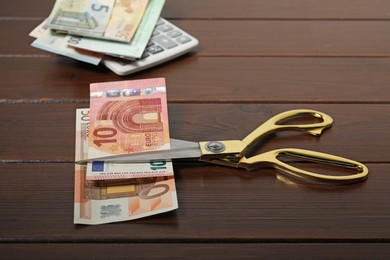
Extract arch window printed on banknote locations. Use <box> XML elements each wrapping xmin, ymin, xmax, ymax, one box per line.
<box><xmin>88</xmin><ymin>77</ymin><xmax>170</xmax><ymax>158</ymax></box>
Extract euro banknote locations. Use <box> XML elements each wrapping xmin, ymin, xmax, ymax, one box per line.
<box><xmin>75</xmin><ymin>108</ymin><xmax>178</xmax><ymax>225</ymax></box>
<box><xmin>66</xmin><ymin>0</ymin><xmax>165</xmax><ymax>59</ymax></box>
<box><xmin>104</xmin><ymin>0</ymin><xmax>149</xmax><ymax>42</ymax></box>
<box><xmin>88</xmin><ymin>77</ymin><xmax>170</xmax><ymax>160</ymax></box>
<box><xmin>30</xmin><ymin>19</ymin><xmax>103</xmax><ymax>65</ymax></box>
<box><xmin>47</xmin><ymin>0</ymin><xmax>149</xmax><ymax>43</ymax></box>
<box><xmin>46</xmin><ymin>0</ymin><xmax>115</xmax><ymax>37</ymax></box>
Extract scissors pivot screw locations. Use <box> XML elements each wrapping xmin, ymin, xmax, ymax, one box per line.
<box><xmin>204</xmin><ymin>141</ymin><xmax>226</xmax><ymax>153</ymax></box>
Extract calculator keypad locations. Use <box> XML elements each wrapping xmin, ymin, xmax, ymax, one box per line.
<box><xmin>142</xmin><ymin>19</ymin><xmax>192</xmax><ymax>58</ymax></box>
<box><xmin>103</xmin><ymin>18</ymin><xmax>199</xmax><ymax>76</ymax></box>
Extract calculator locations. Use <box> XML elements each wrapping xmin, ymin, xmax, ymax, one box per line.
<box><xmin>103</xmin><ymin>18</ymin><xmax>199</xmax><ymax>76</ymax></box>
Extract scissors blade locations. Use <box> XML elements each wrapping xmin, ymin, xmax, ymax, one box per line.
<box><xmin>76</xmin><ymin>139</ymin><xmax>201</xmax><ymax>163</ymax></box>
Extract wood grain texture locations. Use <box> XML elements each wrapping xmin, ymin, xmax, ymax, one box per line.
<box><xmin>0</xmin><ymin>163</ymin><xmax>388</xmax><ymax>240</ymax></box>
<box><xmin>0</xmin><ymin>104</ymin><xmax>388</xmax><ymax>162</ymax></box>
<box><xmin>1</xmin><ymin>243</ymin><xmax>390</xmax><ymax>259</ymax></box>
<box><xmin>3</xmin><ymin>20</ymin><xmax>390</xmax><ymax>56</ymax></box>
<box><xmin>1</xmin><ymin>0</ymin><xmax>389</xmax><ymax>257</ymax></box>
<box><xmin>1</xmin><ymin>57</ymin><xmax>390</xmax><ymax>102</ymax></box>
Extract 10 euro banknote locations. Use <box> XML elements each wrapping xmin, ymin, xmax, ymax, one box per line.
<box><xmin>86</xmin><ymin>77</ymin><xmax>172</xmax><ymax>180</ymax></box>
<box><xmin>88</xmin><ymin>77</ymin><xmax>170</xmax><ymax>159</ymax></box>
<box><xmin>75</xmin><ymin>108</ymin><xmax>178</xmax><ymax>225</ymax></box>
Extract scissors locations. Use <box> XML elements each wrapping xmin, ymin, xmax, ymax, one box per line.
<box><xmin>78</xmin><ymin>109</ymin><xmax>368</xmax><ymax>185</ymax></box>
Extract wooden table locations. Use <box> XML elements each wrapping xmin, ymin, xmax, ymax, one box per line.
<box><xmin>1</xmin><ymin>0</ymin><xmax>390</xmax><ymax>258</ymax></box>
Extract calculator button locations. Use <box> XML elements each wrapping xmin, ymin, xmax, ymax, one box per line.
<box><xmin>153</xmin><ymin>35</ymin><xmax>178</xmax><ymax>49</ymax></box>
<box><xmin>146</xmin><ymin>41</ymin><xmax>155</xmax><ymax>47</ymax></box>
<box><xmin>147</xmin><ymin>45</ymin><xmax>164</xmax><ymax>54</ymax></box>
<box><xmin>167</xmin><ymin>30</ymin><xmax>182</xmax><ymax>38</ymax></box>
<box><xmin>157</xmin><ymin>24</ymin><xmax>173</xmax><ymax>32</ymax></box>
<box><xmin>176</xmin><ymin>35</ymin><xmax>192</xmax><ymax>44</ymax></box>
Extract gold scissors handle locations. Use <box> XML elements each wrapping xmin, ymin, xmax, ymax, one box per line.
<box><xmin>240</xmin><ymin>109</ymin><xmax>333</xmax><ymax>156</ymax></box>
<box><xmin>199</xmin><ymin>109</ymin><xmax>368</xmax><ymax>184</ymax></box>
<box><xmin>200</xmin><ymin>109</ymin><xmax>333</xmax><ymax>161</ymax></box>
<box><xmin>239</xmin><ymin>148</ymin><xmax>368</xmax><ymax>184</ymax></box>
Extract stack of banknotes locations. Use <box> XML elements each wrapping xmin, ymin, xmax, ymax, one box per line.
<box><xmin>29</xmin><ymin>0</ymin><xmax>165</xmax><ymax>65</ymax></box>
<box><xmin>75</xmin><ymin>77</ymin><xmax>178</xmax><ymax>225</ymax></box>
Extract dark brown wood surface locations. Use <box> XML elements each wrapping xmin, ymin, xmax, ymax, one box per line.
<box><xmin>1</xmin><ymin>0</ymin><xmax>389</xmax><ymax>258</ymax></box>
